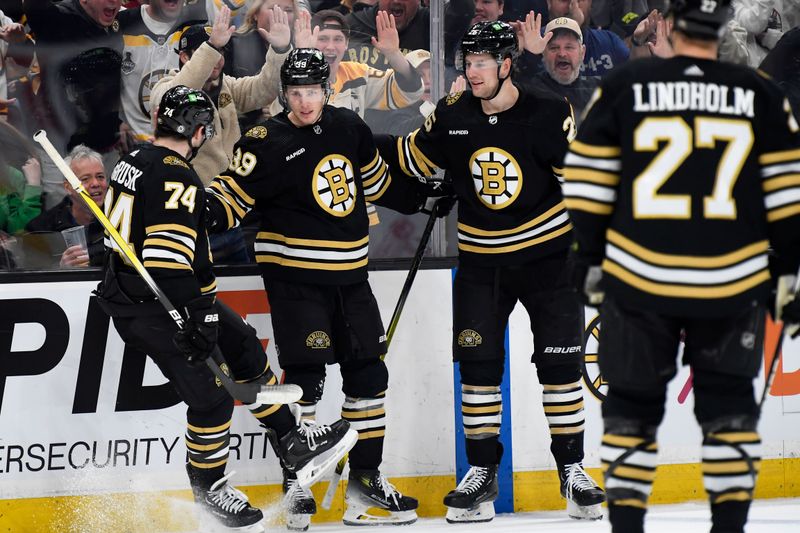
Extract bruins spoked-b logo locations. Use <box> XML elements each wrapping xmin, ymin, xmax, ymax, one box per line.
<box><xmin>306</xmin><ymin>331</ymin><xmax>331</xmax><ymax>349</ymax></box>
<box><xmin>457</xmin><ymin>329</ymin><xmax>483</xmax><ymax>347</ymax></box>
<box><xmin>469</xmin><ymin>147</ymin><xmax>523</xmax><ymax>210</ymax></box>
<box><xmin>313</xmin><ymin>155</ymin><xmax>356</xmax><ymax>217</ymax></box>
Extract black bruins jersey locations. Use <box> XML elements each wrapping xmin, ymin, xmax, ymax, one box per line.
<box><xmin>205</xmin><ymin>105</ymin><xmax>421</xmax><ymax>285</ymax></box>
<box><xmin>564</xmin><ymin>56</ymin><xmax>800</xmax><ymax>317</ymax></box>
<box><xmin>105</xmin><ymin>144</ymin><xmax>216</xmax><ymax>305</ymax></box>
<box><xmin>382</xmin><ymin>83</ymin><xmax>576</xmax><ymax>267</ymax></box>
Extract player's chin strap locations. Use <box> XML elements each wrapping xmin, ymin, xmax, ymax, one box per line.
<box><xmin>477</xmin><ymin>65</ymin><xmax>511</xmax><ymax>102</ymax></box>
<box><xmin>33</xmin><ymin>129</ymin><xmax>302</xmax><ymax>406</ymax></box>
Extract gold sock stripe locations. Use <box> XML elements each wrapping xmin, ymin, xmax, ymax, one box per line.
<box><xmin>712</xmin><ymin>490</ymin><xmax>752</xmax><ymax>504</ymax></box>
<box><xmin>249</xmin><ymin>403</ymin><xmax>282</xmax><ymax>419</ymax></box>
<box><xmin>611</xmin><ymin>498</ymin><xmax>647</xmax><ymax>509</ymax></box>
<box><xmin>707</xmin><ymin>431</ymin><xmax>760</xmax><ymax>444</ymax></box>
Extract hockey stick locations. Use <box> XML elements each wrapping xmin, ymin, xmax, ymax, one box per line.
<box><xmin>321</xmin><ymin>197</ymin><xmax>452</xmax><ymax>509</ymax></box>
<box><xmin>34</xmin><ymin>130</ymin><xmax>302</xmax><ymax>406</ymax></box>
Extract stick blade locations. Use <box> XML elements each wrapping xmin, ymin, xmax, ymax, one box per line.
<box><xmin>255</xmin><ymin>383</ymin><xmax>303</xmax><ymax>404</ymax></box>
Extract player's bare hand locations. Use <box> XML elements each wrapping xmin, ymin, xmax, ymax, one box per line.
<box><xmin>515</xmin><ymin>11</ymin><xmax>552</xmax><ymax>56</ymax></box>
<box><xmin>258</xmin><ymin>4</ymin><xmax>291</xmax><ymax>50</ymax></box>
<box><xmin>293</xmin><ymin>9</ymin><xmax>319</xmax><ymax>49</ymax></box>
<box><xmin>209</xmin><ymin>6</ymin><xmax>236</xmax><ymax>49</ymax></box>
<box><xmin>450</xmin><ymin>75</ymin><xmax>467</xmax><ymax>94</ymax></box>
<box><xmin>60</xmin><ymin>244</ymin><xmax>89</xmax><ymax>268</ymax></box>
<box><xmin>371</xmin><ymin>10</ymin><xmax>401</xmax><ymax>57</ymax></box>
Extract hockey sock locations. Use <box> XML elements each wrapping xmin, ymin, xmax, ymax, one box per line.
<box><xmin>461</xmin><ymin>384</ymin><xmax>503</xmax><ymax>466</ymax></box>
<box><xmin>601</xmin><ymin>430</ymin><xmax>657</xmax><ymax>533</ymax></box>
<box><xmin>703</xmin><ymin>429</ymin><xmax>760</xmax><ymax>532</ymax></box>
<box><xmin>541</xmin><ymin>380</ymin><xmax>585</xmax><ymax>467</ymax></box>
<box><xmin>185</xmin><ymin>420</ymin><xmax>231</xmax><ymax>491</ymax></box>
<box><xmin>342</xmin><ymin>392</ymin><xmax>386</xmax><ymax>470</ymax></box>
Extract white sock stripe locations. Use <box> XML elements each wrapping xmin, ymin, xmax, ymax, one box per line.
<box><xmin>542</xmin><ymin>390</ymin><xmax>584</xmax><ymax>403</ymax></box>
<box><xmin>186</xmin><ymin>430</ymin><xmax>229</xmax><ymax>441</ymax></box>
<box><xmin>343</xmin><ymin>397</ymin><xmax>385</xmax><ymax>410</ymax></box>
<box><xmin>702</xmin><ymin>443</ymin><xmax>762</xmax><ymax>461</ymax></box>
<box><xmin>703</xmin><ymin>474</ymin><xmax>756</xmax><ymax>492</ymax></box>
<box><xmin>348</xmin><ymin>418</ymin><xmax>386</xmax><ymax>431</ymax></box>
<box><xmin>545</xmin><ymin>411</ymin><xmax>586</xmax><ymax>425</ymax></box>
<box><xmin>462</xmin><ymin>392</ymin><xmax>502</xmax><ymax>404</ymax></box>
<box><xmin>605</xmin><ymin>477</ymin><xmax>653</xmax><ymax>495</ymax></box>
<box><xmin>600</xmin><ymin>448</ymin><xmax>658</xmax><ymax>469</ymax></box>
<box><xmin>463</xmin><ymin>414</ymin><xmax>503</xmax><ymax>425</ymax></box>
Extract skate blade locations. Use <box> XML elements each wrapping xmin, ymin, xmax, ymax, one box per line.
<box><xmin>342</xmin><ymin>508</ymin><xmax>418</xmax><ymax>526</ymax></box>
<box><xmin>295</xmin><ymin>428</ymin><xmax>358</xmax><ymax>488</ymax></box>
<box><xmin>566</xmin><ymin>500</ymin><xmax>603</xmax><ymax>521</ymax></box>
<box><xmin>445</xmin><ymin>501</ymin><xmax>495</xmax><ymax>523</ymax></box>
<box><xmin>286</xmin><ymin>513</ymin><xmax>311</xmax><ymax>531</ymax></box>
<box><xmin>255</xmin><ymin>384</ymin><xmax>303</xmax><ymax>404</ymax></box>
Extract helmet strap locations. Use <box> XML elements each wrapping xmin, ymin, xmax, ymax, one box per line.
<box><xmin>478</xmin><ymin>61</ymin><xmax>511</xmax><ymax>101</ymax></box>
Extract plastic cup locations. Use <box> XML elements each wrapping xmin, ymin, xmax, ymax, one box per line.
<box><xmin>61</xmin><ymin>226</ymin><xmax>88</xmax><ymax>251</ymax></box>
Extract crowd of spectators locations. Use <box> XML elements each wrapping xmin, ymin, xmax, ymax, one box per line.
<box><xmin>0</xmin><ymin>0</ymin><xmax>797</xmax><ymax>271</ymax></box>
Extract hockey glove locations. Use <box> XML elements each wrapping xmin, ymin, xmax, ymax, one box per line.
<box><xmin>568</xmin><ymin>246</ymin><xmax>605</xmax><ymax>307</ymax></box>
<box><xmin>173</xmin><ymin>296</ymin><xmax>220</xmax><ymax>364</ymax></box>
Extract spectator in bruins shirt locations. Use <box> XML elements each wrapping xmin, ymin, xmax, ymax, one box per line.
<box><xmin>378</xmin><ymin>20</ymin><xmax>606</xmax><ymax>523</ymax></box>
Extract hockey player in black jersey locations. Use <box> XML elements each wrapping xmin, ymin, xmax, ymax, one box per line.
<box><xmin>204</xmin><ymin>49</ymin><xmax>426</xmax><ymax>528</ymax></box>
<box><xmin>378</xmin><ymin>21</ymin><xmax>605</xmax><ymax>523</ymax></box>
<box><xmin>563</xmin><ymin>1</ymin><xmax>800</xmax><ymax>532</ymax></box>
<box><xmin>95</xmin><ymin>85</ymin><xmax>357</xmax><ymax>532</ymax></box>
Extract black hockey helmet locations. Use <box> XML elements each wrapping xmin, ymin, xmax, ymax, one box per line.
<box><xmin>458</xmin><ymin>21</ymin><xmax>519</xmax><ymax>71</ymax></box>
<box><xmin>668</xmin><ymin>0</ymin><xmax>732</xmax><ymax>40</ymax></box>
<box><xmin>281</xmin><ymin>48</ymin><xmax>331</xmax><ymax>88</ymax></box>
<box><xmin>279</xmin><ymin>48</ymin><xmax>332</xmax><ymax>110</ymax></box>
<box><xmin>156</xmin><ymin>85</ymin><xmax>215</xmax><ymax>142</ymax></box>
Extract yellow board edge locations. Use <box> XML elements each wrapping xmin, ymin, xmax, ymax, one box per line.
<box><xmin>2</xmin><ymin>459</ymin><xmax>797</xmax><ymax>532</ymax></box>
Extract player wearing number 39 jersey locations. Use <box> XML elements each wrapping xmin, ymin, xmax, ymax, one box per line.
<box><xmin>378</xmin><ymin>21</ymin><xmax>605</xmax><ymax>523</ymax></box>
<box><xmin>563</xmin><ymin>1</ymin><xmax>800</xmax><ymax>532</ymax></box>
<box><xmin>205</xmin><ymin>49</ymin><xmax>425</xmax><ymax>528</ymax></box>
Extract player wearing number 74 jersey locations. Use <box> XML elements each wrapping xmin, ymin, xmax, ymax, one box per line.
<box><xmin>563</xmin><ymin>1</ymin><xmax>800</xmax><ymax>532</ymax></box>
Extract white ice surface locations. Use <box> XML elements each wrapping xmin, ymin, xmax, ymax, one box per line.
<box><xmin>257</xmin><ymin>498</ymin><xmax>800</xmax><ymax>533</ymax></box>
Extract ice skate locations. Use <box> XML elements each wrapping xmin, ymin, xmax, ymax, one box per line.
<box><xmin>560</xmin><ymin>462</ymin><xmax>606</xmax><ymax>520</ymax></box>
<box><xmin>195</xmin><ymin>471</ymin><xmax>265</xmax><ymax>532</ymax></box>
<box><xmin>278</xmin><ymin>418</ymin><xmax>358</xmax><ymax>488</ymax></box>
<box><xmin>443</xmin><ymin>465</ymin><xmax>498</xmax><ymax>524</ymax></box>
<box><xmin>283</xmin><ymin>472</ymin><xmax>317</xmax><ymax>531</ymax></box>
<box><xmin>343</xmin><ymin>469</ymin><xmax>418</xmax><ymax>526</ymax></box>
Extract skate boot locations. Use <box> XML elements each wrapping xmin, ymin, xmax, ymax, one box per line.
<box><xmin>278</xmin><ymin>419</ymin><xmax>358</xmax><ymax>488</ymax></box>
<box><xmin>443</xmin><ymin>465</ymin><xmax>498</xmax><ymax>524</ymax></box>
<box><xmin>283</xmin><ymin>471</ymin><xmax>317</xmax><ymax>531</ymax></box>
<box><xmin>560</xmin><ymin>462</ymin><xmax>606</xmax><ymax>520</ymax></box>
<box><xmin>195</xmin><ymin>471</ymin><xmax>265</xmax><ymax>532</ymax></box>
<box><xmin>343</xmin><ymin>468</ymin><xmax>418</xmax><ymax>526</ymax></box>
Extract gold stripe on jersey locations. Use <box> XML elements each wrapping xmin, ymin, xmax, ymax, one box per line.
<box><xmin>761</xmin><ymin>147</ymin><xmax>800</xmax><ymax>222</ymax></box>
<box><xmin>563</xmin><ymin>168</ymin><xmax>621</xmax><ymax>186</ymax></box>
<box><xmin>254</xmin><ymin>231</ymin><xmax>369</xmax><ymax>271</ymax></box>
<box><xmin>603</xmin><ymin>230</ymin><xmax>770</xmax><ymax>298</ymax></box>
<box><xmin>201</xmin><ymin>279</ymin><xmax>217</xmax><ymax>294</ymax></box>
<box><xmin>398</xmin><ymin>131</ymin><xmax>438</xmax><ymax>179</ymax></box>
<box><xmin>457</xmin><ymin>202</ymin><xmax>572</xmax><ymax>254</ymax></box>
<box><xmin>208</xmin><ymin>174</ymin><xmax>255</xmax><ymax>225</ymax></box>
<box><xmin>565</xmin><ymin>198</ymin><xmax>615</xmax><ymax>215</ymax></box>
<box><xmin>143</xmin><ymin>237</ymin><xmax>194</xmax><ymax>261</ymax></box>
<box><xmin>569</xmin><ymin>140</ymin><xmax>622</xmax><ymax>158</ymax></box>
<box><xmin>759</xmin><ymin>147</ymin><xmax>800</xmax><ymax>165</ymax></box>
<box><xmin>146</xmin><ymin>223</ymin><xmax>197</xmax><ymax>239</ymax></box>
<box><xmin>143</xmin><ymin>260</ymin><xmax>192</xmax><ymax>270</ymax></box>
<box><xmin>361</xmin><ymin>151</ymin><xmax>392</xmax><ymax>202</ymax></box>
